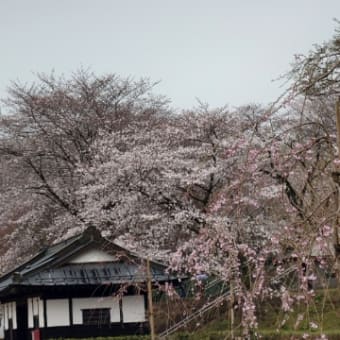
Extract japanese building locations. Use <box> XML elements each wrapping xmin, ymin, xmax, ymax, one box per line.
<box><xmin>0</xmin><ymin>226</ymin><xmax>178</xmax><ymax>340</ymax></box>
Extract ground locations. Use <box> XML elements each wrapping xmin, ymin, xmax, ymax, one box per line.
<box><xmin>48</xmin><ymin>288</ymin><xmax>340</xmax><ymax>339</ymax></box>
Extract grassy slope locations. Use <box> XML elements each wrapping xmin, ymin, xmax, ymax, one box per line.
<box><xmin>49</xmin><ymin>289</ymin><xmax>340</xmax><ymax>339</ymax></box>
<box><xmin>181</xmin><ymin>288</ymin><xmax>340</xmax><ymax>339</ymax></box>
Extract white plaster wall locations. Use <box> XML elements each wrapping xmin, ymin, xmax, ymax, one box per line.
<box><xmin>27</xmin><ymin>298</ymin><xmax>44</xmax><ymax>328</ymax></box>
<box><xmin>122</xmin><ymin>295</ymin><xmax>145</xmax><ymax>323</ymax></box>
<box><xmin>46</xmin><ymin>299</ymin><xmax>70</xmax><ymax>327</ymax></box>
<box><xmin>69</xmin><ymin>248</ymin><xmax>115</xmax><ymax>263</ymax></box>
<box><xmin>3</xmin><ymin>302</ymin><xmax>16</xmax><ymax>330</ymax></box>
<box><xmin>27</xmin><ymin>298</ymin><xmax>33</xmax><ymax>328</ymax></box>
<box><xmin>0</xmin><ymin>304</ymin><xmax>4</xmax><ymax>339</ymax></box>
<box><xmin>72</xmin><ymin>297</ymin><xmax>120</xmax><ymax>324</ymax></box>
<box><xmin>11</xmin><ymin>302</ymin><xmax>16</xmax><ymax>329</ymax></box>
<box><xmin>4</xmin><ymin>303</ymin><xmax>10</xmax><ymax>330</ymax></box>
<box><xmin>3</xmin><ymin>304</ymin><xmax>7</xmax><ymax>331</ymax></box>
<box><xmin>38</xmin><ymin>299</ymin><xmax>44</xmax><ymax>327</ymax></box>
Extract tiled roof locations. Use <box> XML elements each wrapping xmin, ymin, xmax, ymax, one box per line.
<box><xmin>7</xmin><ymin>262</ymin><xmax>170</xmax><ymax>287</ymax></box>
<box><xmin>0</xmin><ymin>227</ymin><xmax>175</xmax><ymax>294</ymax></box>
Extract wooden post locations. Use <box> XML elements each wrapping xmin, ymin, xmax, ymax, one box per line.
<box><xmin>335</xmin><ymin>98</ymin><xmax>340</xmax><ymax>224</ymax></box>
<box><xmin>147</xmin><ymin>258</ymin><xmax>156</xmax><ymax>340</ymax></box>
<box><xmin>230</xmin><ymin>282</ymin><xmax>234</xmax><ymax>339</ymax></box>
<box><xmin>334</xmin><ymin>98</ymin><xmax>340</xmax><ymax>279</ymax></box>
<box><xmin>336</xmin><ymin>99</ymin><xmax>340</xmax><ymax>153</ymax></box>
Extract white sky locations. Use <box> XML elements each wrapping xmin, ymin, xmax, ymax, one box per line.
<box><xmin>0</xmin><ymin>0</ymin><xmax>339</xmax><ymax>110</ymax></box>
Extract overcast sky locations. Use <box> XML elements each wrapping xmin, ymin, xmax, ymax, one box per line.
<box><xmin>1</xmin><ymin>0</ymin><xmax>339</xmax><ymax>110</ymax></box>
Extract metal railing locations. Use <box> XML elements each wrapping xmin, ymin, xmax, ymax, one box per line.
<box><xmin>158</xmin><ymin>265</ymin><xmax>298</xmax><ymax>339</ymax></box>
<box><xmin>158</xmin><ymin>289</ymin><xmax>234</xmax><ymax>339</ymax></box>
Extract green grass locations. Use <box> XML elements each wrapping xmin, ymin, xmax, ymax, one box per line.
<box><xmin>49</xmin><ymin>289</ymin><xmax>340</xmax><ymax>339</ymax></box>
<box><xmin>167</xmin><ymin>288</ymin><xmax>340</xmax><ymax>339</ymax></box>
<box><xmin>258</xmin><ymin>288</ymin><xmax>340</xmax><ymax>334</ymax></box>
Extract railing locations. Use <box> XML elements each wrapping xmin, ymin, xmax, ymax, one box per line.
<box><xmin>158</xmin><ymin>265</ymin><xmax>298</xmax><ymax>339</ymax></box>
<box><xmin>158</xmin><ymin>289</ymin><xmax>234</xmax><ymax>339</ymax></box>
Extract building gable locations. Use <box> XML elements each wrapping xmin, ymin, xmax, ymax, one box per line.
<box><xmin>68</xmin><ymin>248</ymin><xmax>117</xmax><ymax>264</ymax></box>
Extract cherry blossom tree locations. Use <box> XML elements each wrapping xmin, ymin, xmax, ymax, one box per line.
<box><xmin>169</xmin><ymin>24</ymin><xmax>340</xmax><ymax>336</ymax></box>
<box><xmin>75</xmin><ymin>98</ymin><xmax>307</xmax><ymax>336</ymax></box>
<box><xmin>0</xmin><ymin>70</ymin><xmax>169</xmax><ymax>262</ymax></box>
<box><xmin>75</xmin><ymin>105</ymin><xmax>262</xmax><ymax>248</ymax></box>
<box><xmin>0</xmin><ymin>22</ymin><xmax>339</xmax><ymax>337</ymax></box>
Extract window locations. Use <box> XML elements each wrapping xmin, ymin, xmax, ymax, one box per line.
<box><xmin>82</xmin><ymin>308</ymin><xmax>110</xmax><ymax>326</ymax></box>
